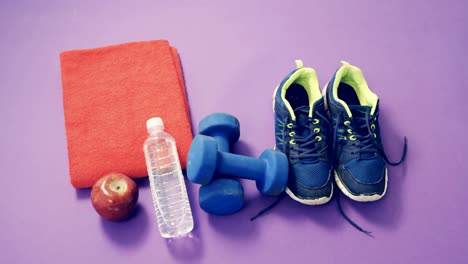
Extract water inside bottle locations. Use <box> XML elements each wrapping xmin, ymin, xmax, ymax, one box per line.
<box><xmin>146</xmin><ymin>136</ymin><xmax>193</xmax><ymax>238</ymax></box>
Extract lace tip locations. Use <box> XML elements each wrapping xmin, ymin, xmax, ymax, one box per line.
<box><xmin>250</xmin><ymin>208</ymin><xmax>269</xmax><ymax>221</ymax></box>
<box><xmin>399</xmin><ymin>136</ymin><xmax>408</xmax><ymax>164</ymax></box>
<box><xmin>250</xmin><ymin>212</ymin><xmax>264</xmax><ymax>221</ymax></box>
<box><xmin>385</xmin><ymin>136</ymin><xmax>408</xmax><ymax>166</ymax></box>
<box><xmin>359</xmin><ymin>228</ymin><xmax>374</xmax><ymax>237</ymax></box>
<box><xmin>350</xmin><ymin>222</ymin><xmax>374</xmax><ymax>237</ymax></box>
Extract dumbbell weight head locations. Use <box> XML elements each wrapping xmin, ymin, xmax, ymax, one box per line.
<box><xmin>199</xmin><ymin>113</ymin><xmax>240</xmax><ymax>151</ymax></box>
<box><xmin>199</xmin><ymin>178</ymin><xmax>244</xmax><ymax>215</ymax></box>
<box><xmin>257</xmin><ymin>149</ymin><xmax>289</xmax><ymax>195</ymax></box>
<box><xmin>187</xmin><ymin>135</ymin><xmax>218</xmax><ymax>184</ymax></box>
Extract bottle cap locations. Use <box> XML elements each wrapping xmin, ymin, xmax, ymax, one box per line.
<box><xmin>146</xmin><ymin>117</ymin><xmax>164</xmax><ymax>131</ymax></box>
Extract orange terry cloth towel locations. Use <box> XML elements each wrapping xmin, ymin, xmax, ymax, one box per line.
<box><xmin>60</xmin><ymin>40</ymin><xmax>193</xmax><ymax>189</ymax></box>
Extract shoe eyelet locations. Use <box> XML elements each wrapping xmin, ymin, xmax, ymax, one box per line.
<box><xmin>349</xmin><ymin>135</ymin><xmax>357</xmax><ymax>140</ymax></box>
<box><xmin>287</xmin><ymin>123</ymin><xmax>293</xmax><ymax>129</ymax></box>
<box><xmin>374</xmin><ymin>133</ymin><xmax>377</xmax><ymax>138</ymax></box>
<box><xmin>289</xmin><ymin>131</ymin><xmax>296</xmax><ymax>137</ymax></box>
<box><xmin>344</xmin><ymin>121</ymin><xmax>351</xmax><ymax>126</ymax></box>
<box><xmin>347</xmin><ymin>129</ymin><xmax>352</xmax><ymax>135</ymax></box>
<box><xmin>313</xmin><ymin>119</ymin><xmax>319</xmax><ymax>125</ymax></box>
<box><xmin>371</xmin><ymin>124</ymin><xmax>376</xmax><ymax>130</ymax></box>
<box><xmin>316</xmin><ymin>136</ymin><xmax>322</xmax><ymax>141</ymax></box>
<box><xmin>314</xmin><ymin>128</ymin><xmax>320</xmax><ymax>133</ymax></box>
<box><xmin>289</xmin><ymin>139</ymin><xmax>296</xmax><ymax>145</ymax></box>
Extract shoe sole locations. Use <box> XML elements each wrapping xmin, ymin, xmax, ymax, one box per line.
<box><xmin>285</xmin><ymin>184</ymin><xmax>333</xmax><ymax>205</ymax></box>
<box><xmin>334</xmin><ymin>169</ymin><xmax>387</xmax><ymax>202</ymax></box>
<box><xmin>272</xmin><ymin>85</ymin><xmax>333</xmax><ymax>205</ymax></box>
<box><xmin>322</xmin><ymin>82</ymin><xmax>387</xmax><ymax>202</ymax></box>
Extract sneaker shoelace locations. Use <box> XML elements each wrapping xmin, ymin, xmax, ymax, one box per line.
<box><xmin>335</xmin><ymin>185</ymin><xmax>373</xmax><ymax>236</ymax></box>
<box><xmin>331</xmin><ymin>109</ymin><xmax>408</xmax><ymax>235</ymax></box>
<box><xmin>288</xmin><ymin>110</ymin><xmax>330</xmax><ymax>162</ymax></box>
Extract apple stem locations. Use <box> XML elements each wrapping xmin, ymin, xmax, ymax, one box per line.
<box><xmin>109</xmin><ymin>180</ymin><xmax>126</xmax><ymax>193</ymax></box>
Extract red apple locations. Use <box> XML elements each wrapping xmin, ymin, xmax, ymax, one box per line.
<box><xmin>91</xmin><ymin>172</ymin><xmax>139</xmax><ymax>221</ymax></box>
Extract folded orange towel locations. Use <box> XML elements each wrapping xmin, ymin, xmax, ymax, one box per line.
<box><xmin>60</xmin><ymin>40</ymin><xmax>193</xmax><ymax>189</ymax></box>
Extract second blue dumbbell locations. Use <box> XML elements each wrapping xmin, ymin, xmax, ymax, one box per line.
<box><xmin>188</xmin><ymin>135</ymin><xmax>288</xmax><ymax>196</ymax></box>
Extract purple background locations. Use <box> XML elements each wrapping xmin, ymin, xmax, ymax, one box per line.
<box><xmin>1</xmin><ymin>0</ymin><xmax>467</xmax><ymax>263</ymax></box>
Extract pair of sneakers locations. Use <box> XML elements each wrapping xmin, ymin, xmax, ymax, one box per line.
<box><xmin>273</xmin><ymin>60</ymin><xmax>407</xmax><ymax>206</ymax></box>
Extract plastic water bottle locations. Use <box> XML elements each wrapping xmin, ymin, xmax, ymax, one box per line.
<box><xmin>143</xmin><ymin>117</ymin><xmax>194</xmax><ymax>238</ymax></box>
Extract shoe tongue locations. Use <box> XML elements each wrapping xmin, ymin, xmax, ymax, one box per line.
<box><xmin>349</xmin><ymin>105</ymin><xmax>371</xmax><ymax>118</ymax></box>
<box><xmin>294</xmin><ymin>106</ymin><xmax>311</xmax><ymax>137</ymax></box>
<box><xmin>348</xmin><ymin>105</ymin><xmax>371</xmax><ymax>132</ymax></box>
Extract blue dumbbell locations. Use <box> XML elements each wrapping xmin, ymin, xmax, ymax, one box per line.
<box><xmin>196</xmin><ymin>113</ymin><xmax>244</xmax><ymax>215</ymax></box>
<box><xmin>188</xmin><ymin>135</ymin><xmax>288</xmax><ymax>196</ymax></box>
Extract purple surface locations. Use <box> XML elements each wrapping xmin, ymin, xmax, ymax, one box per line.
<box><xmin>1</xmin><ymin>0</ymin><xmax>467</xmax><ymax>263</ymax></box>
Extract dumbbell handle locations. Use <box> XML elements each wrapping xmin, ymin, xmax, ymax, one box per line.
<box><xmin>211</xmin><ymin>133</ymin><xmax>229</xmax><ymax>152</ymax></box>
<box><xmin>216</xmin><ymin>151</ymin><xmax>265</xmax><ymax>180</ymax></box>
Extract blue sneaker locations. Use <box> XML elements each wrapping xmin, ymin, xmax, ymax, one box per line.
<box><xmin>324</xmin><ymin>61</ymin><xmax>407</xmax><ymax>202</ymax></box>
<box><xmin>273</xmin><ymin>60</ymin><xmax>333</xmax><ymax>205</ymax></box>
